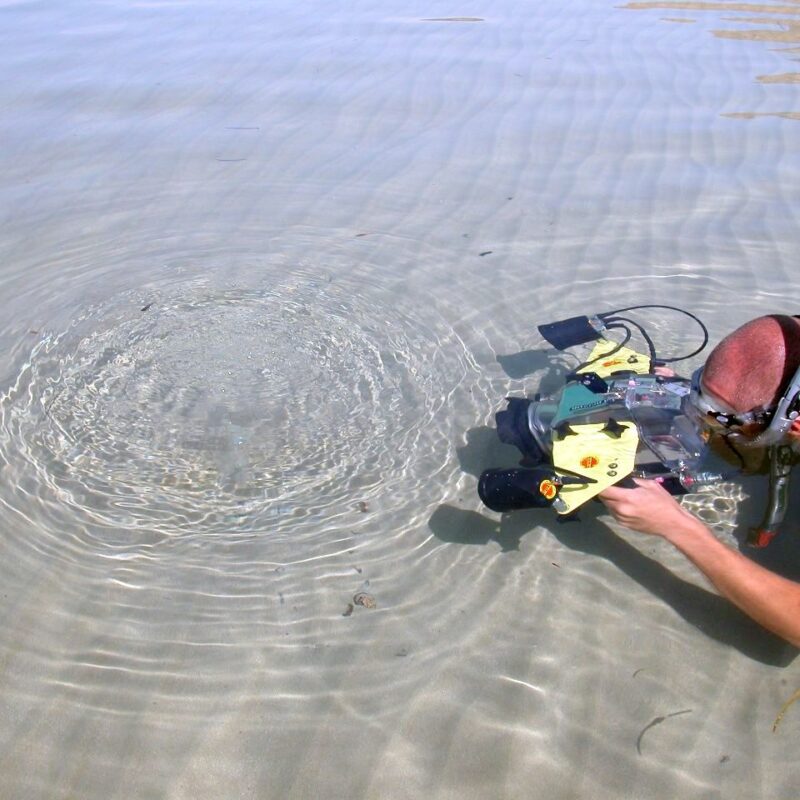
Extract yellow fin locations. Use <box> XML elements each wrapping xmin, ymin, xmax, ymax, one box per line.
<box><xmin>552</xmin><ymin>421</ymin><xmax>639</xmax><ymax>513</ymax></box>
<box><xmin>578</xmin><ymin>339</ymin><xmax>651</xmax><ymax>377</ymax></box>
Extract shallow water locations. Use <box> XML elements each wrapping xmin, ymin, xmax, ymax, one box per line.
<box><xmin>1</xmin><ymin>0</ymin><xmax>800</xmax><ymax>797</ymax></box>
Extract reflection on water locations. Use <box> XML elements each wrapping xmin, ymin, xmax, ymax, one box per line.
<box><xmin>1</xmin><ymin>0</ymin><xmax>800</xmax><ymax>796</ymax></box>
<box><xmin>626</xmin><ymin>0</ymin><xmax>800</xmax><ymax>118</ymax></box>
<box><xmin>758</xmin><ymin>71</ymin><xmax>800</xmax><ymax>82</ymax></box>
<box><xmin>724</xmin><ymin>109</ymin><xmax>800</xmax><ymax>117</ymax></box>
<box><xmin>1</xmin><ymin>278</ymin><xmax>467</xmax><ymax>539</ymax></box>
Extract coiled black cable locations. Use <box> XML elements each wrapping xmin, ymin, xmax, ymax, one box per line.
<box><xmin>574</xmin><ymin>324</ymin><xmax>632</xmax><ymax>371</ymax></box>
<box><xmin>597</xmin><ymin>304</ymin><xmax>709</xmax><ymax>363</ymax></box>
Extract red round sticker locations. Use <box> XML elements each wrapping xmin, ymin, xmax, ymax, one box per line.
<box><xmin>580</xmin><ymin>456</ymin><xmax>599</xmax><ymax>469</ymax></box>
<box><xmin>539</xmin><ymin>480</ymin><xmax>557</xmax><ymax>500</ymax></box>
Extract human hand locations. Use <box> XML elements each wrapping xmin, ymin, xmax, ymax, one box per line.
<box><xmin>598</xmin><ymin>478</ymin><xmax>695</xmax><ymax>537</ymax></box>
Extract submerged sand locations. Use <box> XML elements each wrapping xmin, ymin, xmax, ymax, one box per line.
<box><xmin>0</xmin><ymin>0</ymin><xmax>798</xmax><ymax>797</ymax></box>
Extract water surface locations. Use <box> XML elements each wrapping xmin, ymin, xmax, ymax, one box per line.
<box><xmin>1</xmin><ymin>1</ymin><xmax>799</xmax><ymax>797</ymax></box>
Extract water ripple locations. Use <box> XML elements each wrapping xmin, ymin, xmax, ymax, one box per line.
<box><xmin>0</xmin><ymin>270</ymin><xmax>478</xmax><ymax>568</ymax></box>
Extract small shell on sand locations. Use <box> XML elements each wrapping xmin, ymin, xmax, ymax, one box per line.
<box><xmin>353</xmin><ymin>592</ymin><xmax>376</xmax><ymax>609</ymax></box>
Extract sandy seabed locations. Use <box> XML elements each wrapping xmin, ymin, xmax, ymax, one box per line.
<box><xmin>0</xmin><ymin>0</ymin><xmax>799</xmax><ymax>797</ymax></box>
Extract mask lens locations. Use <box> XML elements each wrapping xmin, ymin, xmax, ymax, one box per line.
<box><xmin>686</xmin><ymin>369</ymin><xmax>754</xmax><ymax>437</ymax></box>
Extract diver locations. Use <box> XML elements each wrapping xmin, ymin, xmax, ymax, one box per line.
<box><xmin>599</xmin><ymin>315</ymin><xmax>800</xmax><ymax>647</ymax></box>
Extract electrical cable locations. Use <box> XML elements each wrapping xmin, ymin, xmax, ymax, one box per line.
<box><xmin>575</xmin><ymin>325</ymin><xmax>631</xmax><ymax>371</ymax></box>
<box><xmin>602</xmin><ymin>315</ymin><xmax>657</xmax><ymax>361</ymax></box>
<box><xmin>598</xmin><ymin>304</ymin><xmax>708</xmax><ymax>363</ymax></box>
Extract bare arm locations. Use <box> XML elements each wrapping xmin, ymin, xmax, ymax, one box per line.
<box><xmin>600</xmin><ymin>480</ymin><xmax>800</xmax><ymax>647</ymax></box>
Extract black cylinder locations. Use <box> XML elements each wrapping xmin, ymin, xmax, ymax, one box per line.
<box><xmin>496</xmin><ymin>398</ymin><xmax>547</xmax><ymax>462</ymax></box>
<box><xmin>478</xmin><ymin>468</ymin><xmax>557</xmax><ymax>512</ymax></box>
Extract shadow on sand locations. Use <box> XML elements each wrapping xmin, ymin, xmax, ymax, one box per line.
<box><xmin>429</xmin><ymin>424</ymin><xmax>799</xmax><ymax>667</ymax></box>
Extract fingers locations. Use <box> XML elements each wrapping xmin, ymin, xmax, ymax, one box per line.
<box><xmin>598</xmin><ymin>485</ymin><xmax>626</xmax><ymax>501</ymax></box>
<box><xmin>597</xmin><ymin>476</ymin><xmax>682</xmax><ymax>536</ymax></box>
<box><xmin>598</xmin><ymin>477</ymin><xmax>650</xmax><ymax>501</ymax></box>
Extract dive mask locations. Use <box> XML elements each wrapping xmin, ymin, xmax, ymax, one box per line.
<box><xmin>687</xmin><ymin>367</ymin><xmax>771</xmax><ymax>436</ymax></box>
<box><xmin>688</xmin><ymin>364</ymin><xmax>800</xmax><ymax>446</ymax></box>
